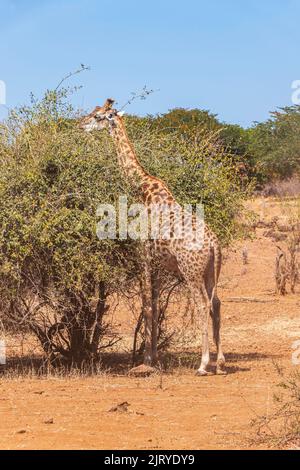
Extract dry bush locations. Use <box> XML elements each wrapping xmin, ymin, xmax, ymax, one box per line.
<box><xmin>272</xmin><ymin>198</ymin><xmax>300</xmax><ymax>295</ymax></box>
<box><xmin>275</xmin><ymin>247</ymin><xmax>288</xmax><ymax>295</ymax></box>
<box><xmin>2</xmin><ymin>284</ymin><xmax>123</xmax><ymax>366</ymax></box>
<box><xmin>252</xmin><ymin>368</ymin><xmax>300</xmax><ymax>449</ymax></box>
<box><xmin>262</xmin><ymin>176</ymin><xmax>300</xmax><ymax>198</ymax></box>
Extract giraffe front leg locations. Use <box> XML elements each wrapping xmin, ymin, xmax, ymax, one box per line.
<box><xmin>151</xmin><ymin>272</ymin><xmax>160</xmax><ymax>365</ymax></box>
<box><xmin>136</xmin><ymin>256</ymin><xmax>153</xmax><ymax>366</ymax></box>
<box><xmin>143</xmin><ymin>298</ymin><xmax>153</xmax><ymax>366</ymax></box>
<box><xmin>195</xmin><ymin>286</ymin><xmax>213</xmax><ymax>377</ymax></box>
<box><xmin>211</xmin><ymin>295</ymin><xmax>227</xmax><ymax>375</ymax></box>
<box><xmin>129</xmin><ymin>253</ymin><xmax>157</xmax><ymax>378</ymax></box>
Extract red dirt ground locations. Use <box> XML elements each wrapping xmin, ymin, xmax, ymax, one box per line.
<box><xmin>0</xmin><ymin>198</ymin><xmax>299</xmax><ymax>450</ymax></box>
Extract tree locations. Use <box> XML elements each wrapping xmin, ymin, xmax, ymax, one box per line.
<box><xmin>249</xmin><ymin>106</ymin><xmax>300</xmax><ymax>182</ymax></box>
<box><xmin>153</xmin><ymin>108</ymin><xmax>220</xmax><ymax>134</ymax></box>
<box><xmin>151</xmin><ymin>109</ymin><xmax>255</xmax><ymax>180</ymax></box>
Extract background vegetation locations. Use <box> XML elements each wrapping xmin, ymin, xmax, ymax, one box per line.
<box><xmin>149</xmin><ymin>104</ymin><xmax>300</xmax><ymax>186</ymax></box>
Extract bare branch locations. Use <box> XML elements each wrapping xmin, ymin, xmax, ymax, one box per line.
<box><xmin>54</xmin><ymin>64</ymin><xmax>91</xmax><ymax>92</ymax></box>
<box><xmin>118</xmin><ymin>86</ymin><xmax>158</xmax><ymax>112</ymax></box>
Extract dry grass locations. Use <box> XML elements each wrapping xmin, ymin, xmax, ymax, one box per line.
<box><xmin>251</xmin><ymin>367</ymin><xmax>300</xmax><ymax>449</ymax></box>
<box><xmin>262</xmin><ymin>176</ymin><xmax>300</xmax><ymax>198</ymax></box>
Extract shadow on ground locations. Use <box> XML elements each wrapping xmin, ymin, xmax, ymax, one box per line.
<box><xmin>1</xmin><ymin>349</ymin><xmax>284</xmax><ymax>378</ymax></box>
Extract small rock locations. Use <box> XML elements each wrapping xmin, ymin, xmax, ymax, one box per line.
<box><xmin>108</xmin><ymin>401</ymin><xmax>130</xmax><ymax>413</ymax></box>
<box><xmin>44</xmin><ymin>418</ymin><xmax>54</xmax><ymax>424</ymax></box>
<box><xmin>128</xmin><ymin>365</ymin><xmax>157</xmax><ymax>378</ymax></box>
<box><xmin>17</xmin><ymin>429</ymin><xmax>27</xmax><ymax>434</ymax></box>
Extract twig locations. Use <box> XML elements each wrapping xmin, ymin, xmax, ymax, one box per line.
<box><xmin>118</xmin><ymin>86</ymin><xmax>158</xmax><ymax>112</ymax></box>
<box><xmin>224</xmin><ymin>297</ymin><xmax>279</xmax><ymax>304</ymax></box>
<box><xmin>54</xmin><ymin>64</ymin><xmax>90</xmax><ymax>92</ymax></box>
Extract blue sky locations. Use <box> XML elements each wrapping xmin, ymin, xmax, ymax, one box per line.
<box><xmin>0</xmin><ymin>0</ymin><xmax>299</xmax><ymax>127</ymax></box>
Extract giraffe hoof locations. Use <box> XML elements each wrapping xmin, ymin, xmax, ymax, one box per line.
<box><xmin>128</xmin><ymin>365</ymin><xmax>157</xmax><ymax>378</ymax></box>
<box><xmin>216</xmin><ymin>367</ymin><xmax>227</xmax><ymax>376</ymax></box>
<box><xmin>196</xmin><ymin>369</ymin><xmax>213</xmax><ymax>377</ymax></box>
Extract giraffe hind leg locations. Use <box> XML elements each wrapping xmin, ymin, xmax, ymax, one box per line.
<box><xmin>210</xmin><ymin>295</ymin><xmax>226</xmax><ymax>375</ymax></box>
<box><xmin>192</xmin><ymin>284</ymin><xmax>213</xmax><ymax>376</ymax></box>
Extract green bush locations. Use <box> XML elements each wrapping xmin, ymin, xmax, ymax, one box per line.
<box><xmin>0</xmin><ymin>88</ymin><xmax>252</xmax><ymax>363</ymax></box>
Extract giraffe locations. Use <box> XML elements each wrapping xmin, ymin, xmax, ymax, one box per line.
<box><xmin>79</xmin><ymin>99</ymin><xmax>226</xmax><ymax>376</ymax></box>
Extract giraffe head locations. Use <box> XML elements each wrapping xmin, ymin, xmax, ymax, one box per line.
<box><xmin>79</xmin><ymin>98</ymin><xmax>123</xmax><ymax>133</ymax></box>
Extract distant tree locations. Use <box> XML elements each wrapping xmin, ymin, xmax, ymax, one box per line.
<box><xmin>220</xmin><ymin>124</ymin><xmax>256</xmax><ymax>179</ymax></box>
<box><xmin>248</xmin><ymin>106</ymin><xmax>300</xmax><ymax>182</ymax></box>
<box><xmin>153</xmin><ymin>108</ymin><xmax>220</xmax><ymax>134</ymax></box>
<box><xmin>151</xmin><ymin>109</ymin><xmax>255</xmax><ymax>179</ymax></box>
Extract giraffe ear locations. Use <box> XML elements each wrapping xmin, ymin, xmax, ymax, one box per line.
<box><xmin>117</xmin><ymin>111</ymin><xmax>125</xmax><ymax>117</ymax></box>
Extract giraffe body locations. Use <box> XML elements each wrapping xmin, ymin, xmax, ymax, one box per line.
<box><xmin>79</xmin><ymin>100</ymin><xmax>226</xmax><ymax>376</ymax></box>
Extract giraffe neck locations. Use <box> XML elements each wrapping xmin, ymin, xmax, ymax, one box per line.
<box><xmin>111</xmin><ymin>117</ymin><xmax>147</xmax><ymax>180</ymax></box>
<box><xmin>110</xmin><ymin>116</ymin><xmax>176</xmax><ymax>206</ymax></box>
